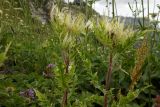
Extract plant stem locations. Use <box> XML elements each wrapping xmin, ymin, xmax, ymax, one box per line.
<box><xmin>141</xmin><ymin>0</ymin><xmax>145</xmax><ymax>28</ymax></box>
<box><xmin>148</xmin><ymin>64</ymin><xmax>151</xmax><ymax>107</ymax></box>
<box><xmin>104</xmin><ymin>1</ymin><xmax>115</xmax><ymax>106</ymax></box>
<box><xmin>62</xmin><ymin>89</ymin><xmax>68</xmax><ymax>107</ymax></box>
<box><xmin>62</xmin><ymin>51</ymin><xmax>70</xmax><ymax>107</ymax></box>
<box><xmin>85</xmin><ymin>0</ymin><xmax>88</xmax><ymax>19</ymax></box>
<box><xmin>112</xmin><ymin>0</ymin><xmax>115</xmax><ymax>18</ymax></box>
<box><xmin>147</xmin><ymin>0</ymin><xmax>149</xmax><ymax>20</ymax></box>
<box><xmin>114</xmin><ymin>1</ymin><xmax>118</xmax><ymax>21</ymax></box>
<box><xmin>148</xmin><ymin>25</ymin><xmax>156</xmax><ymax>107</ymax></box>
<box><xmin>106</xmin><ymin>0</ymin><xmax>110</xmax><ymax>17</ymax></box>
<box><xmin>104</xmin><ymin>52</ymin><xmax>113</xmax><ymax>107</ymax></box>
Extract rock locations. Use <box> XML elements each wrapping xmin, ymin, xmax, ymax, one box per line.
<box><xmin>28</xmin><ymin>0</ymin><xmax>55</xmax><ymax>24</ymax></box>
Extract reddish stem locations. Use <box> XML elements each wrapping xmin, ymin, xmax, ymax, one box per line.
<box><xmin>104</xmin><ymin>52</ymin><xmax>113</xmax><ymax>107</ymax></box>
<box><xmin>62</xmin><ymin>89</ymin><xmax>68</xmax><ymax>107</ymax></box>
<box><xmin>61</xmin><ymin>51</ymin><xmax>70</xmax><ymax>107</ymax></box>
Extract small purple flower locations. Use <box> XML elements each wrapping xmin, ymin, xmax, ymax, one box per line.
<box><xmin>27</xmin><ymin>89</ymin><xmax>35</xmax><ymax>99</ymax></box>
<box><xmin>19</xmin><ymin>88</ymin><xmax>36</xmax><ymax>100</ymax></box>
<box><xmin>43</xmin><ymin>64</ymin><xmax>55</xmax><ymax>78</ymax></box>
<box><xmin>47</xmin><ymin>64</ymin><xmax>56</xmax><ymax>69</ymax></box>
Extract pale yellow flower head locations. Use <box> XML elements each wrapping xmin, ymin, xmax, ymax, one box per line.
<box><xmin>53</xmin><ymin>9</ymin><xmax>86</xmax><ymax>36</ymax></box>
<box><xmin>62</xmin><ymin>13</ymin><xmax>85</xmax><ymax>35</ymax></box>
<box><xmin>93</xmin><ymin>17</ymin><xmax>134</xmax><ymax>47</ymax></box>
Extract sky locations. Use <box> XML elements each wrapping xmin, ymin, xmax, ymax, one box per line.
<box><xmin>92</xmin><ymin>0</ymin><xmax>160</xmax><ymax>17</ymax></box>
<box><xmin>65</xmin><ymin>0</ymin><xmax>160</xmax><ymax>17</ymax></box>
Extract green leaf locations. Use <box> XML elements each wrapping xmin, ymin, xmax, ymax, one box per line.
<box><xmin>34</xmin><ymin>89</ymin><xmax>48</xmax><ymax>102</ymax></box>
<box><xmin>0</xmin><ymin>53</ymin><xmax>7</xmax><ymax>67</ymax></box>
<box><xmin>0</xmin><ymin>42</ymin><xmax>12</xmax><ymax>67</ymax></box>
<box><xmin>0</xmin><ymin>74</ymin><xmax>7</xmax><ymax>80</ymax></box>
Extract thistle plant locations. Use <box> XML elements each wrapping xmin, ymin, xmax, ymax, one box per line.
<box><xmin>51</xmin><ymin>10</ymin><xmax>86</xmax><ymax>107</ymax></box>
<box><xmin>1</xmin><ymin>0</ymin><xmax>159</xmax><ymax>106</ymax></box>
<box><xmin>93</xmin><ymin>17</ymin><xmax>134</xmax><ymax>107</ymax></box>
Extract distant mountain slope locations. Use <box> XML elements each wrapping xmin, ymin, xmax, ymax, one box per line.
<box><xmin>28</xmin><ymin>0</ymin><xmax>150</xmax><ymax>27</ymax></box>
<box><xmin>118</xmin><ymin>16</ymin><xmax>149</xmax><ymax>27</ymax></box>
<box><xmin>29</xmin><ymin>0</ymin><xmax>99</xmax><ymax>24</ymax></box>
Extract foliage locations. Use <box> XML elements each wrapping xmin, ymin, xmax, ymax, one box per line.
<box><xmin>0</xmin><ymin>42</ymin><xmax>11</xmax><ymax>67</ymax></box>
<box><xmin>0</xmin><ymin>0</ymin><xmax>160</xmax><ymax>107</ymax></box>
